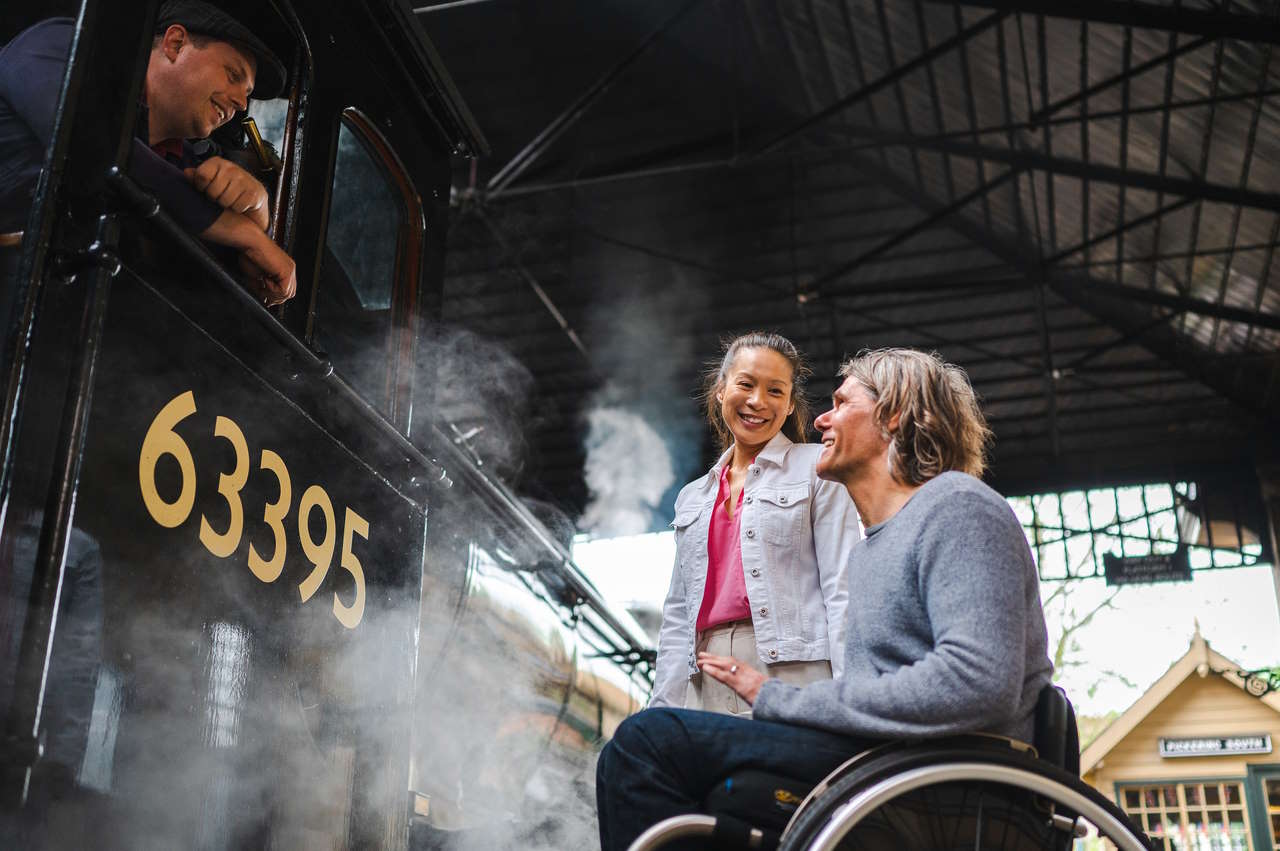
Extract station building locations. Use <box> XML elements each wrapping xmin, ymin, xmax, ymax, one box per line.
<box><xmin>1082</xmin><ymin>630</ymin><xmax>1280</xmax><ymax>851</ymax></box>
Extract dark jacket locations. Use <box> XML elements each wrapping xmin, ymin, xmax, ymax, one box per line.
<box><xmin>0</xmin><ymin>17</ymin><xmax>222</xmax><ymax>234</ymax></box>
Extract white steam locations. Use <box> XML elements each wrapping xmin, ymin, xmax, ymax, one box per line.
<box><xmin>579</xmin><ymin>403</ymin><xmax>676</xmax><ymax>538</ymax></box>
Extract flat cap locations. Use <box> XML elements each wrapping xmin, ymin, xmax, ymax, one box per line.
<box><xmin>156</xmin><ymin>0</ymin><xmax>287</xmax><ymax>100</ymax></box>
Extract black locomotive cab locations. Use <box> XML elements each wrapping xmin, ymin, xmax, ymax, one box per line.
<box><xmin>0</xmin><ymin>2</ymin><xmax>652</xmax><ymax>849</ymax></box>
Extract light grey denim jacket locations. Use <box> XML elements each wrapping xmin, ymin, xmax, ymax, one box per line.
<box><xmin>649</xmin><ymin>432</ymin><xmax>859</xmax><ymax>708</ymax></box>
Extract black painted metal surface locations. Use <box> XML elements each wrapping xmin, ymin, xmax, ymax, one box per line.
<box><xmin>0</xmin><ymin>2</ymin><xmax>649</xmax><ymax>849</ymax></box>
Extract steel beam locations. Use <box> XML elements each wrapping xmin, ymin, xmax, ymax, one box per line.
<box><xmin>832</xmin><ymin>128</ymin><xmax>1280</xmax><ymax>211</ymax></box>
<box><xmin>485</xmin><ymin>0</ymin><xmax>705</xmax><ymax>198</ymax></box>
<box><xmin>748</xmin><ymin>10</ymin><xmax>1008</xmax><ymax>158</ymax></box>
<box><xmin>1010</xmin><ymin>11</ymin><xmax>1063</xmax><ymax>456</ymax></box>
<box><xmin>925</xmin><ymin>0</ymin><xmax>1280</xmax><ymax>44</ymax></box>
<box><xmin>807</xmin><ymin>170</ymin><xmax>1020</xmax><ymax>292</ymax></box>
<box><xmin>483</xmin><ymin>88</ymin><xmax>1280</xmax><ymax>201</ymax></box>
<box><xmin>474</xmin><ymin>207</ymin><xmax>595</xmax><ymax>366</ymax></box>
<box><xmin>1208</xmin><ymin>44</ymin><xmax>1273</xmax><ymax>350</ymax></box>
<box><xmin>1047</xmin><ymin>197</ymin><xmax>1196</xmax><ymax>265</ymax></box>
<box><xmin>830</xmin><ymin>143</ymin><xmax>1279</xmax><ymax>422</ymax></box>
<box><xmin>1052</xmin><ymin>277</ymin><xmax>1280</xmax><ymax>332</ymax></box>
<box><xmin>1059</xmin><ymin>310</ymin><xmax>1185</xmax><ymax>371</ymax></box>
<box><xmin>1057</xmin><ymin>241</ymin><xmax>1277</xmax><ymax>273</ymax></box>
<box><xmin>822</xmin><ymin>269</ymin><xmax>1024</xmax><ymax>299</ymax></box>
<box><xmin>1030</xmin><ymin>35</ymin><xmax>1210</xmax><ymax>123</ymax></box>
<box><xmin>412</xmin><ymin>0</ymin><xmax>499</xmax><ymax>12</ymax></box>
<box><xmin>1178</xmin><ymin>37</ymin><xmax>1230</xmax><ymax>339</ymax></box>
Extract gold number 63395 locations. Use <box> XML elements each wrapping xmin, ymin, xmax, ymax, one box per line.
<box><xmin>138</xmin><ymin>390</ymin><xmax>368</xmax><ymax>629</ymax></box>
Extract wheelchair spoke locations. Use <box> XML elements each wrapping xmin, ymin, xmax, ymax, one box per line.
<box><xmin>973</xmin><ymin>786</ymin><xmax>984</xmax><ymax>851</ymax></box>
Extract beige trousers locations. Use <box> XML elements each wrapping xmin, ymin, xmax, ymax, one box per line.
<box><xmin>685</xmin><ymin>619</ymin><xmax>832</xmax><ymax>717</ymax></box>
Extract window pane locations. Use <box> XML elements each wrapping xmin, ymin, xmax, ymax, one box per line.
<box><xmin>316</xmin><ymin>119</ymin><xmax>406</xmax><ymax>416</ymax></box>
<box><xmin>1121</xmin><ymin>781</ymin><xmax>1270</xmax><ymax>851</ymax></box>
<box><xmin>1227</xmin><ymin>810</ymin><xmax>1248</xmax><ymax>850</ymax></box>
<box><xmin>326</xmin><ymin>123</ymin><xmax>400</xmax><ymax>311</ymax></box>
<box><xmin>246</xmin><ymin>98</ymin><xmax>290</xmax><ymax>152</ymax></box>
<box><xmin>1266</xmin><ymin>778</ymin><xmax>1280</xmax><ymax>801</ymax></box>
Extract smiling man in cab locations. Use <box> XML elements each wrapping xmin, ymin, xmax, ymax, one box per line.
<box><xmin>0</xmin><ymin>0</ymin><xmax>296</xmax><ymax>309</ymax></box>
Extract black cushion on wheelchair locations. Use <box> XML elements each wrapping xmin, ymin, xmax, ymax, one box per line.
<box><xmin>703</xmin><ymin>770</ymin><xmax>814</xmax><ymax>835</ymax></box>
<box><xmin>1033</xmin><ymin>684</ymin><xmax>1081</xmax><ymax>776</ymax></box>
<box><xmin>709</xmin><ymin>813</ymin><xmax>782</xmax><ymax>851</ymax></box>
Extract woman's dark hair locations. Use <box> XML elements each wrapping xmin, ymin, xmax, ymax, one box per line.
<box><xmin>702</xmin><ymin>331</ymin><xmax>812</xmax><ymax>452</ymax></box>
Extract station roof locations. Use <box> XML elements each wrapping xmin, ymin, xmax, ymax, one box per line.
<box><xmin>417</xmin><ymin>0</ymin><xmax>1280</xmax><ymax>524</ymax></box>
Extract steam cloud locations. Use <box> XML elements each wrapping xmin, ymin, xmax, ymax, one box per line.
<box><xmin>578</xmin><ymin>277</ymin><xmax>705</xmax><ymax>540</ymax></box>
<box><xmin>580</xmin><ymin>402</ymin><xmax>675</xmax><ymax>538</ymax></box>
<box><xmin>418</xmin><ymin>326</ymin><xmax>535</xmax><ymax>481</ymax></box>
<box><xmin>1</xmin><ymin>313</ymin><xmax>641</xmax><ymax>851</ymax></box>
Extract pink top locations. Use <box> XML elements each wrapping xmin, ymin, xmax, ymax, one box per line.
<box><xmin>696</xmin><ymin>462</ymin><xmax>752</xmax><ymax>631</ymax></box>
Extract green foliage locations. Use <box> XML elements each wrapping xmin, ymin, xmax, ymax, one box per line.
<box><xmin>1075</xmin><ymin>711</ymin><xmax>1120</xmax><ymax>749</ymax></box>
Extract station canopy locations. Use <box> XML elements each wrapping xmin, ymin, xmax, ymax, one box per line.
<box><xmin>417</xmin><ymin>0</ymin><xmax>1280</xmax><ymax>535</ymax></box>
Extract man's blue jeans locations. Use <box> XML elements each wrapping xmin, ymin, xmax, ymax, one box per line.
<box><xmin>596</xmin><ymin>708</ymin><xmax>878</xmax><ymax>851</ymax></box>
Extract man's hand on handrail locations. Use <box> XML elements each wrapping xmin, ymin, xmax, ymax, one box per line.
<box><xmin>201</xmin><ymin>209</ymin><xmax>296</xmax><ymax>306</ymax></box>
<box><xmin>185</xmin><ymin>156</ymin><xmax>270</xmax><ymax>232</ymax></box>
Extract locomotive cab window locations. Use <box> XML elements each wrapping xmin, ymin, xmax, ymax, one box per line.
<box><xmin>199</xmin><ymin>3</ymin><xmax>303</xmax><ymax>239</ymax></box>
<box><xmin>103</xmin><ymin>2</ymin><xmax>306</xmax><ymax>314</ymax></box>
<box><xmin>314</xmin><ymin>110</ymin><xmax>424</xmax><ymax>423</ymax></box>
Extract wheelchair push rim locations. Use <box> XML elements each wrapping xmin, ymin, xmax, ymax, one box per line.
<box><xmin>627</xmin><ymin>815</ymin><xmax>719</xmax><ymax>851</ymax></box>
<box><xmin>803</xmin><ymin>760</ymin><xmax>1149</xmax><ymax>851</ymax></box>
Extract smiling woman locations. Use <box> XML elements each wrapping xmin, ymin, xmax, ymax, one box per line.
<box><xmin>649</xmin><ymin>332</ymin><xmax>860</xmax><ymax>716</ymax></box>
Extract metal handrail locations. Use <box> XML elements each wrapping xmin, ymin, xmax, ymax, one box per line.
<box><xmin>424</xmin><ymin>423</ymin><xmax>656</xmax><ymax>663</ymax></box>
<box><xmin>105</xmin><ymin>167</ymin><xmax>655</xmax><ymax>666</ymax></box>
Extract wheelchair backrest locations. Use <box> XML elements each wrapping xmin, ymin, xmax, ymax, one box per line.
<box><xmin>1033</xmin><ymin>684</ymin><xmax>1081</xmax><ymax>775</ymax></box>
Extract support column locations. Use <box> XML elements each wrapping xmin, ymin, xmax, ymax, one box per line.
<box><xmin>1259</xmin><ymin>462</ymin><xmax>1280</xmax><ymax>621</ymax></box>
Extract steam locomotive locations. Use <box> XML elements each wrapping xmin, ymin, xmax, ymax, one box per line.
<box><xmin>0</xmin><ymin>1</ymin><xmax>652</xmax><ymax>848</ymax></box>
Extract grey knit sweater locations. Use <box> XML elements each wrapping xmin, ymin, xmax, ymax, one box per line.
<box><xmin>752</xmin><ymin>471</ymin><xmax>1053</xmax><ymax>744</ymax></box>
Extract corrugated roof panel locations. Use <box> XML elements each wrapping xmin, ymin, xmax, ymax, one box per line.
<box><xmin>420</xmin><ymin>0</ymin><xmax>1280</xmax><ymax>514</ymax></box>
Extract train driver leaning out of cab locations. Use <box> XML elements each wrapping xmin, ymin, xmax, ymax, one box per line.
<box><xmin>0</xmin><ymin>0</ymin><xmax>296</xmax><ymax>306</ymax></box>
<box><xmin>596</xmin><ymin>348</ymin><xmax>1054</xmax><ymax>851</ymax></box>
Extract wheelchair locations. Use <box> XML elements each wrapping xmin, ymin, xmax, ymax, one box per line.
<box><xmin>627</xmin><ymin>686</ymin><xmax>1154</xmax><ymax>851</ymax></box>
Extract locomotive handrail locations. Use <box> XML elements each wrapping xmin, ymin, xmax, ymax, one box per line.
<box><xmin>104</xmin><ymin>166</ymin><xmax>454</xmax><ymax>491</ymax></box>
<box><xmin>424</xmin><ymin>423</ymin><xmax>657</xmax><ymax>669</ymax></box>
<box><xmin>105</xmin><ymin>167</ymin><xmax>656</xmax><ymax>674</ymax></box>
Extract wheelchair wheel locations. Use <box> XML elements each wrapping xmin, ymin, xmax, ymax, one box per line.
<box><xmin>779</xmin><ymin>742</ymin><xmax>1152</xmax><ymax>851</ymax></box>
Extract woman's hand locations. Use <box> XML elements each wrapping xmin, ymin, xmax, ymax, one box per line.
<box><xmin>697</xmin><ymin>652</ymin><xmax>766</xmax><ymax>705</ymax></box>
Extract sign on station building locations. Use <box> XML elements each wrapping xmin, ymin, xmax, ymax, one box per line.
<box><xmin>1081</xmin><ymin>630</ymin><xmax>1280</xmax><ymax>851</ymax></box>
<box><xmin>1159</xmin><ymin>735</ymin><xmax>1273</xmax><ymax>759</ymax></box>
<box><xmin>1103</xmin><ymin>548</ymin><xmax>1193</xmax><ymax>587</ymax></box>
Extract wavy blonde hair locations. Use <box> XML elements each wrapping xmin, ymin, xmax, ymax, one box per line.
<box><xmin>838</xmin><ymin>348</ymin><xmax>992</xmax><ymax>485</ymax></box>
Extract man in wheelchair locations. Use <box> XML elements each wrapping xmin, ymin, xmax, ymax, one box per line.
<box><xmin>596</xmin><ymin>348</ymin><xmax>1060</xmax><ymax>851</ymax></box>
